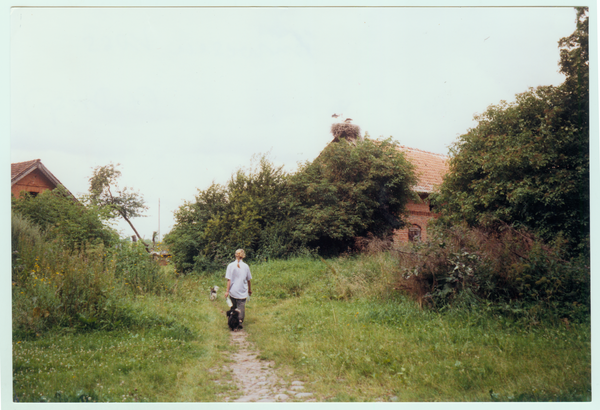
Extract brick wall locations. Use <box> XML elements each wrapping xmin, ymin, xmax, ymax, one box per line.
<box><xmin>394</xmin><ymin>197</ymin><xmax>438</xmax><ymax>243</ymax></box>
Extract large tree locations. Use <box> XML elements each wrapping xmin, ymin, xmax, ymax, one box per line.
<box><xmin>166</xmin><ymin>139</ymin><xmax>418</xmax><ymax>272</ymax></box>
<box><xmin>164</xmin><ymin>155</ymin><xmax>291</xmax><ymax>271</ymax></box>
<box><xmin>87</xmin><ymin>163</ymin><xmax>150</xmax><ymax>251</ymax></box>
<box><xmin>432</xmin><ymin>8</ymin><xmax>589</xmax><ymax>255</ymax></box>
<box><xmin>286</xmin><ymin>136</ymin><xmax>417</xmax><ymax>253</ymax></box>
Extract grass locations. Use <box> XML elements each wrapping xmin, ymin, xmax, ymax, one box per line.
<box><xmin>12</xmin><ymin>254</ymin><xmax>592</xmax><ymax>402</ymax></box>
<box><xmin>12</xmin><ymin>268</ymin><xmax>237</xmax><ymax>402</ymax></box>
<box><xmin>247</xmin><ymin>254</ymin><xmax>591</xmax><ymax>402</ymax></box>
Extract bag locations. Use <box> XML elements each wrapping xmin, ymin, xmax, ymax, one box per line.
<box><xmin>226</xmin><ymin>296</ymin><xmax>233</xmax><ymax>308</ymax></box>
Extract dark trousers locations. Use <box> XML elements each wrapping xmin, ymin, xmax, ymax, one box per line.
<box><xmin>230</xmin><ymin>297</ymin><xmax>247</xmax><ymax>322</ymax></box>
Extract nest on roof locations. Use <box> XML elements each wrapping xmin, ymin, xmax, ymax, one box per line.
<box><xmin>331</xmin><ymin>122</ymin><xmax>361</xmax><ymax>143</ymax></box>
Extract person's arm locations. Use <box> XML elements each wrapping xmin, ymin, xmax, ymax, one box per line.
<box><xmin>225</xmin><ymin>279</ymin><xmax>231</xmax><ymax>298</ymax></box>
<box><xmin>247</xmin><ymin>280</ymin><xmax>252</xmax><ymax>296</ymax></box>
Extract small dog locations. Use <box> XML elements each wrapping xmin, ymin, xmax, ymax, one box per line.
<box><xmin>209</xmin><ymin>286</ymin><xmax>219</xmax><ymax>301</ymax></box>
<box><xmin>226</xmin><ymin>307</ymin><xmax>242</xmax><ymax>331</ymax></box>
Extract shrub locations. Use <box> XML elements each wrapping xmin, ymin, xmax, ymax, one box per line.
<box><xmin>12</xmin><ymin>213</ymin><xmax>175</xmax><ymax>338</ymax></box>
<box><xmin>286</xmin><ymin>136</ymin><xmax>417</xmax><ymax>253</ymax></box>
<box><xmin>12</xmin><ymin>221</ymin><xmax>118</xmax><ymax>337</ymax></box>
<box><xmin>110</xmin><ymin>240</ymin><xmax>170</xmax><ymax>295</ymax></box>
<box><xmin>396</xmin><ymin>222</ymin><xmax>590</xmax><ymax>322</ymax></box>
<box><xmin>12</xmin><ymin>186</ymin><xmax>118</xmax><ymax>249</ymax></box>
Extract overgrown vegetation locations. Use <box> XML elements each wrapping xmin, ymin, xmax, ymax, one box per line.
<box><xmin>13</xmin><ymin>254</ymin><xmax>591</xmax><ymax>402</ymax></box>
<box><xmin>12</xmin><ymin>269</ymin><xmax>235</xmax><ymax>403</ymax></box>
<box><xmin>11</xmin><ymin>186</ymin><xmax>118</xmax><ymax>249</ymax></box>
<box><xmin>11</xmin><ymin>212</ymin><xmax>174</xmax><ymax>339</ymax></box>
<box><xmin>245</xmin><ymin>253</ymin><xmax>590</xmax><ymax>402</ymax></box>
<box><xmin>165</xmin><ymin>138</ymin><xmax>417</xmax><ymax>272</ymax></box>
<box><xmin>432</xmin><ymin>7</ymin><xmax>589</xmax><ymax>257</ymax></box>
<box><xmin>12</xmin><ymin>8</ymin><xmax>590</xmax><ymax>403</ymax></box>
<box><xmin>396</xmin><ymin>223</ymin><xmax>589</xmax><ymax>323</ymax></box>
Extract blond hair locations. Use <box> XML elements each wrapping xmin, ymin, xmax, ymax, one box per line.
<box><xmin>235</xmin><ymin>249</ymin><xmax>245</xmax><ymax>268</ymax></box>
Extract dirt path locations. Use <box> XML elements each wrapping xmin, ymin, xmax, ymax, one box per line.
<box><xmin>216</xmin><ymin>328</ymin><xmax>316</xmax><ymax>402</ymax></box>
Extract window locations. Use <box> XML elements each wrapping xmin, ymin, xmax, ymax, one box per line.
<box><xmin>408</xmin><ymin>224</ymin><xmax>421</xmax><ymax>242</ymax></box>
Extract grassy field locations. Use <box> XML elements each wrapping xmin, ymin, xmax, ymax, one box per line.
<box><xmin>12</xmin><ymin>272</ymin><xmax>237</xmax><ymax>402</ymax></box>
<box><xmin>12</xmin><ymin>254</ymin><xmax>591</xmax><ymax>402</ymax></box>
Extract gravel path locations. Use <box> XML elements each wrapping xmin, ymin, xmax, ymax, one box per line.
<box><xmin>217</xmin><ymin>328</ymin><xmax>316</xmax><ymax>402</ymax></box>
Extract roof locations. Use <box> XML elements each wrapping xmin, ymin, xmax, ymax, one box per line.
<box><xmin>11</xmin><ymin>159</ymin><xmax>75</xmax><ymax>198</ymax></box>
<box><xmin>398</xmin><ymin>146</ymin><xmax>449</xmax><ymax>193</ymax></box>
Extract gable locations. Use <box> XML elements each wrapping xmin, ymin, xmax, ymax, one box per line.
<box><xmin>11</xmin><ymin>159</ymin><xmax>74</xmax><ymax>199</ymax></box>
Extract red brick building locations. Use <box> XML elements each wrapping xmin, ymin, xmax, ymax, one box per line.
<box><xmin>394</xmin><ymin>146</ymin><xmax>449</xmax><ymax>243</ymax></box>
<box><xmin>11</xmin><ymin>159</ymin><xmax>73</xmax><ymax>199</ymax></box>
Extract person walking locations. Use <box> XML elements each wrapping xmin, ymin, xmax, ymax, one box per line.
<box><xmin>225</xmin><ymin>249</ymin><xmax>252</xmax><ymax>329</ymax></box>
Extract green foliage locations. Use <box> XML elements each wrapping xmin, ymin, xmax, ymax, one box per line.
<box><xmin>398</xmin><ymin>223</ymin><xmax>590</xmax><ymax>322</ymax></box>
<box><xmin>199</xmin><ymin>156</ymin><xmax>292</xmax><ymax>264</ymax></box>
<box><xmin>432</xmin><ymin>8</ymin><xmax>589</xmax><ymax>256</ymax></box>
<box><xmin>12</xmin><ymin>186</ymin><xmax>118</xmax><ymax>249</ymax></box>
<box><xmin>165</xmin><ymin>155</ymin><xmax>295</xmax><ymax>272</ymax></box>
<box><xmin>286</xmin><ymin>137</ymin><xmax>417</xmax><ymax>253</ymax></box>
<box><xmin>12</xmin><ymin>213</ymin><xmax>175</xmax><ymax>338</ymax></box>
<box><xmin>166</xmin><ymin>139</ymin><xmax>417</xmax><ymax>272</ymax></box>
<box><xmin>247</xmin><ymin>255</ymin><xmax>590</xmax><ymax>402</ymax></box>
<box><xmin>110</xmin><ymin>241</ymin><xmax>170</xmax><ymax>295</ymax></box>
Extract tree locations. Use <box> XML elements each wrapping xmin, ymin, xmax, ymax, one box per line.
<box><xmin>11</xmin><ymin>185</ymin><xmax>118</xmax><ymax>249</ymax></box>
<box><xmin>164</xmin><ymin>155</ymin><xmax>291</xmax><ymax>272</ymax></box>
<box><xmin>286</xmin><ymin>136</ymin><xmax>417</xmax><ymax>253</ymax></box>
<box><xmin>432</xmin><ymin>8</ymin><xmax>589</xmax><ymax>255</ymax></box>
<box><xmin>166</xmin><ymin>140</ymin><xmax>417</xmax><ymax>271</ymax></box>
<box><xmin>87</xmin><ymin>163</ymin><xmax>150</xmax><ymax>251</ymax></box>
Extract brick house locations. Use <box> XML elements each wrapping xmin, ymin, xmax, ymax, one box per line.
<box><xmin>11</xmin><ymin>159</ymin><xmax>73</xmax><ymax>199</ymax></box>
<box><xmin>394</xmin><ymin>146</ymin><xmax>449</xmax><ymax>243</ymax></box>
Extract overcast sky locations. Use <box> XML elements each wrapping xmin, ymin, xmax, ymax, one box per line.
<box><xmin>10</xmin><ymin>5</ymin><xmax>582</xmax><ymax>240</ymax></box>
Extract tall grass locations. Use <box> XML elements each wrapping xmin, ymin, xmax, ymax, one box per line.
<box><xmin>245</xmin><ymin>254</ymin><xmax>591</xmax><ymax>402</ymax></box>
<box><xmin>12</xmin><ymin>212</ymin><xmax>175</xmax><ymax>338</ymax></box>
<box><xmin>12</xmin><ymin>270</ymin><xmax>236</xmax><ymax>402</ymax></box>
<box><xmin>12</xmin><ymin>226</ymin><xmax>591</xmax><ymax>402</ymax></box>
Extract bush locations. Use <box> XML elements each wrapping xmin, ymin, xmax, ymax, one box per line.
<box><xmin>12</xmin><ymin>223</ymin><xmax>118</xmax><ymax>337</ymax></box>
<box><xmin>166</xmin><ymin>138</ymin><xmax>417</xmax><ymax>272</ymax></box>
<box><xmin>165</xmin><ymin>155</ymin><xmax>291</xmax><ymax>273</ymax></box>
<box><xmin>396</xmin><ymin>222</ymin><xmax>590</xmax><ymax>322</ymax></box>
<box><xmin>12</xmin><ymin>213</ymin><xmax>175</xmax><ymax>338</ymax></box>
<box><xmin>286</xmin><ymin>136</ymin><xmax>417</xmax><ymax>252</ymax></box>
<box><xmin>110</xmin><ymin>240</ymin><xmax>170</xmax><ymax>295</ymax></box>
<box><xmin>431</xmin><ymin>9</ymin><xmax>589</xmax><ymax>257</ymax></box>
<box><xmin>12</xmin><ymin>186</ymin><xmax>118</xmax><ymax>249</ymax></box>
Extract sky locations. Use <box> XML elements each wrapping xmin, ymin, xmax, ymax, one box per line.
<box><xmin>9</xmin><ymin>4</ymin><xmax>583</xmax><ymax>241</ymax></box>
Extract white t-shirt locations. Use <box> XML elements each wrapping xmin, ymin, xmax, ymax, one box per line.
<box><xmin>225</xmin><ymin>260</ymin><xmax>252</xmax><ymax>299</ymax></box>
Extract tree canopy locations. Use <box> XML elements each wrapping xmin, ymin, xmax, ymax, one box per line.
<box><xmin>286</xmin><ymin>137</ymin><xmax>417</xmax><ymax>253</ymax></box>
<box><xmin>165</xmin><ymin>138</ymin><xmax>418</xmax><ymax>272</ymax></box>
<box><xmin>432</xmin><ymin>8</ymin><xmax>589</xmax><ymax>255</ymax></box>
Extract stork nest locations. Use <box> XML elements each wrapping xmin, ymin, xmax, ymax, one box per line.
<box><xmin>331</xmin><ymin>123</ymin><xmax>361</xmax><ymax>143</ymax></box>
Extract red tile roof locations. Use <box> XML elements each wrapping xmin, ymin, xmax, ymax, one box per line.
<box><xmin>11</xmin><ymin>159</ymin><xmax>42</xmax><ymax>182</ymax></box>
<box><xmin>398</xmin><ymin>146</ymin><xmax>449</xmax><ymax>193</ymax></box>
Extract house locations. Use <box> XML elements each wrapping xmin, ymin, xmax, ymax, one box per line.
<box><xmin>394</xmin><ymin>146</ymin><xmax>449</xmax><ymax>243</ymax></box>
<box><xmin>11</xmin><ymin>159</ymin><xmax>74</xmax><ymax>199</ymax></box>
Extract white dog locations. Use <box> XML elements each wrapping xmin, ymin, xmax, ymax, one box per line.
<box><xmin>209</xmin><ymin>286</ymin><xmax>219</xmax><ymax>301</ymax></box>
